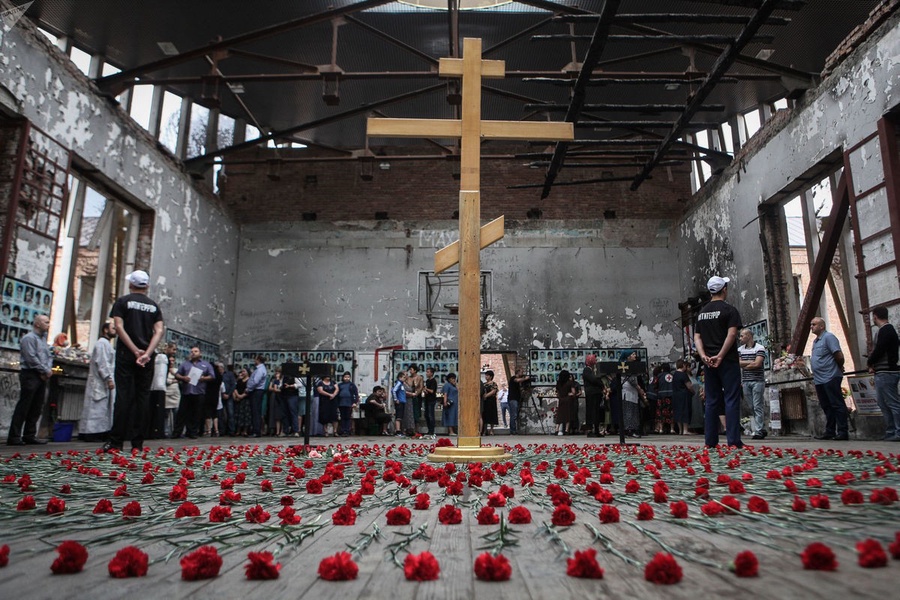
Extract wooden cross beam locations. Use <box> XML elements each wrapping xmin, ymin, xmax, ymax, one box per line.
<box><xmin>367</xmin><ymin>38</ymin><xmax>573</xmax><ymax>457</ymax></box>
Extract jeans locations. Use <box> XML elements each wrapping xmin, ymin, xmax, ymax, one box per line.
<box><xmin>500</xmin><ymin>401</ymin><xmax>509</xmax><ymax>426</ymax></box>
<box><xmin>814</xmin><ymin>375</ymin><xmax>848</xmax><ymax>437</ymax></box>
<box><xmin>339</xmin><ymin>405</ymin><xmax>353</xmax><ymax>435</ymax></box>
<box><xmin>223</xmin><ymin>396</ymin><xmax>235</xmax><ymax>435</ymax></box>
<box><xmin>424</xmin><ymin>398</ymin><xmax>436</xmax><ymax>434</ymax></box>
<box><xmin>874</xmin><ymin>371</ymin><xmax>900</xmax><ymax>439</ymax></box>
<box><xmin>704</xmin><ymin>360</ymin><xmax>742</xmax><ymax>447</ymax></box>
<box><xmin>742</xmin><ymin>380</ymin><xmax>766</xmax><ymax>434</ymax></box>
<box><xmin>8</xmin><ymin>369</ymin><xmax>47</xmax><ymax>442</ymax></box>
<box><xmin>508</xmin><ymin>400</ymin><xmax>519</xmax><ymax>434</ymax></box>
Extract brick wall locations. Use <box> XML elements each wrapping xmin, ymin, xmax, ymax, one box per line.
<box><xmin>219</xmin><ymin>145</ymin><xmax>693</xmax><ymax>223</ymax></box>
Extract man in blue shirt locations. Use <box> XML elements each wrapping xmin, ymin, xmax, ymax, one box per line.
<box><xmin>7</xmin><ymin>313</ymin><xmax>52</xmax><ymax>445</ymax></box>
<box><xmin>173</xmin><ymin>346</ymin><xmax>215</xmax><ymax>438</ymax></box>
<box><xmin>246</xmin><ymin>355</ymin><xmax>268</xmax><ymax>437</ymax></box>
<box><xmin>810</xmin><ymin>317</ymin><xmax>848</xmax><ymax>440</ymax></box>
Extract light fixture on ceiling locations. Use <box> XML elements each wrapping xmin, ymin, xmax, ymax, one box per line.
<box><xmin>227</xmin><ymin>82</ymin><xmax>245</xmax><ymax>94</ymax></box>
<box><xmin>379</xmin><ymin>161</ymin><xmax>391</xmax><ymax>171</ymax></box>
<box><xmin>755</xmin><ymin>48</ymin><xmax>775</xmax><ymax>60</ymax></box>
<box><xmin>157</xmin><ymin>42</ymin><xmax>179</xmax><ymax>56</ymax></box>
<box><xmin>665</xmin><ymin>83</ymin><xmax>680</xmax><ymax>91</ymax></box>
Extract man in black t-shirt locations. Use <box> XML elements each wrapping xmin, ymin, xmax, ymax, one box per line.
<box><xmin>694</xmin><ymin>275</ymin><xmax>743</xmax><ymax>448</ymax></box>
<box><xmin>103</xmin><ymin>270</ymin><xmax>165</xmax><ymax>452</ymax></box>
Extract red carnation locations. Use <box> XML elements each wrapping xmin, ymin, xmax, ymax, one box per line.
<box><xmin>566</xmin><ymin>548</ymin><xmax>604</xmax><ymax>579</ymax></box>
<box><xmin>59</xmin><ymin>484</ymin><xmax>71</xmax><ymax>494</ymax></box>
<box><xmin>595</xmin><ymin>488</ymin><xmax>614</xmax><ymax>504</ymax></box>
<box><xmin>669</xmin><ymin>501</ymin><xmax>688</xmax><ymax>519</ymax></box>
<box><xmin>175</xmin><ymin>502</ymin><xmax>200</xmax><ymax>518</ymax></box>
<box><xmin>552</xmin><ymin>504</ymin><xmax>576</xmax><ymax>527</ymax></box>
<box><xmin>245</xmin><ymin>504</ymin><xmax>271</xmax><ymax>524</ymax></box>
<box><xmin>404</xmin><ymin>551</ymin><xmax>440</xmax><ymax>581</ymax></box>
<box><xmin>318</xmin><ymin>551</ymin><xmax>358</xmax><ymax>581</ymax></box>
<box><xmin>487</xmin><ymin>491</ymin><xmax>507</xmax><ymax>507</ymax></box>
<box><xmin>414</xmin><ymin>493</ymin><xmax>430</xmax><ymax>510</ymax></box>
<box><xmin>113</xmin><ymin>485</ymin><xmax>128</xmax><ymax>497</ymax></box>
<box><xmin>438</xmin><ymin>504</ymin><xmax>462</xmax><ymax>525</ymax></box>
<box><xmin>598</xmin><ymin>505</ymin><xmax>620</xmax><ymax>524</ymax></box>
<box><xmin>332</xmin><ymin>505</ymin><xmax>357</xmax><ymax>526</ymax></box>
<box><xmin>888</xmin><ymin>532</ymin><xmax>900</xmax><ymax>559</ymax></box>
<box><xmin>435</xmin><ymin>437</ymin><xmax>453</xmax><ymax>447</ymax></box>
<box><xmin>346</xmin><ymin>491</ymin><xmax>363</xmax><ymax>507</ymax></box>
<box><xmin>51</xmin><ymin>541</ymin><xmax>88</xmax><ymax>574</ymax></box>
<box><xmin>386</xmin><ymin>506</ymin><xmax>412</xmax><ymax>525</ymax></box>
<box><xmin>122</xmin><ymin>501</ymin><xmax>142</xmax><ymax>519</ymax></box>
<box><xmin>701</xmin><ymin>501</ymin><xmax>725</xmax><ymax>517</ymax></box>
<box><xmin>721</xmin><ymin>496</ymin><xmax>741</xmax><ymax>513</ymax></box>
<box><xmin>46</xmin><ymin>497</ymin><xmax>66</xmax><ymax>515</ymax></box>
<box><xmin>731</xmin><ymin>550</ymin><xmax>759</xmax><ymax>577</ymax></box>
<box><xmin>306</xmin><ymin>479</ymin><xmax>323</xmax><ymax>494</ymax></box>
<box><xmin>870</xmin><ymin>488</ymin><xmax>898</xmax><ymax>505</ymax></box>
<box><xmin>728</xmin><ymin>480</ymin><xmax>746</xmax><ymax>494</ymax></box>
<box><xmin>219</xmin><ymin>490</ymin><xmax>241</xmax><ymax>505</ymax></box>
<box><xmin>856</xmin><ymin>539</ymin><xmax>887</xmax><ymax>568</ymax></box>
<box><xmin>644</xmin><ymin>552</ymin><xmax>682</xmax><ymax>584</ymax></box>
<box><xmin>260</xmin><ymin>480</ymin><xmax>273</xmax><ymax>492</ymax></box>
<box><xmin>474</xmin><ymin>552</ymin><xmax>511</xmax><ymax>581</ymax></box>
<box><xmin>181</xmin><ymin>546</ymin><xmax>222</xmax><ymax>580</ymax></box>
<box><xmin>625</xmin><ymin>479</ymin><xmax>641</xmax><ymax>493</ymax></box>
<box><xmin>278</xmin><ymin>505</ymin><xmax>301</xmax><ymax>525</ymax></box>
<box><xmin>810</xmin><ymin>494</ymin><xmax>830</xmax><ymax>509</ymax></box>
<box><xmin>0</xmin><ymin>544</ymin><xmax>9</xmax><ymax>567</ymax></box>
<box><xmin>360</xmin><ymin>481</ymin><xmax>375</xmax><ymax>495</ymax></box>
<box><xmin>840</xmin><ymin>489</ymin><xmax>864</xmax><ymax>505</ymax></box>
<box><xmin>499</xmin><ymin>484</ymin><xmax>515</xmax><ymax>498</ymax></box>
<box><xmin>508</xmin><ymin>506</ymin><xmax>532</xmax><ymax>524</ymax></box>
<box><xmin>281</xmin><ymin>495</ymin><xmax>295</xmax><ymax>506</ymax></box>
<box><xmin>447</xmin><ymin>481</ymin><xmax>464</xmax><ymax>495</ymax></box>
<box><xmin>245</xmin><ymin>551</ymin><xmax>281</xmax><ymax>580</ymax></box>
<box><xmin>637</xmin><ymin>502</ymin><xmax>655</xmax><ymax>521</ymax></box>
<box><xmin>141</xmin><ymin>473</ymin><xmax>154</xmax><ymax>484</ymax></box>
<box><xmin>476</xmin><ymin>506</ymin><xmax>499</xmax><ymax>525</ymax></box>
<box><xmin>806</xmin><ymin>477</ymin><xmax>823</xmax><ymax>487</ymax></box>
<box><xmin>800</xmin><ymin>542</ymin><xmax>838</xmax><ymax>571</ymax></box>
<box><xmin>108</xmin><ymin>546</ymin><xmax>148</xmax><ymax>578</ymax></box>
<box><xmin>747</xmin><ymin>496</ymin><xmax>769</xmax><ymax>514</ymax></box>
<box><xmin>17</xmin><ymin>496</ymin><xmax>35</xmax><ymax>511</ymax></box>
<box><xmin>653</xmin><ymin>489</ymin><xmax>668</xmax><ymax>503</ymax></box>
<box><xmin>209</xmin><ymin>506</ymin><xmax>232</xmax><ymax>522</ymax></box>
<box><xmin>792</xmin><ymin>496</ymin><xmax>807</xmax><ymax>512</ymax></box>
<box><xmin>169</xmin><ymin>485</ymin><xmax>188</xmax><ymax>502</ymax></box>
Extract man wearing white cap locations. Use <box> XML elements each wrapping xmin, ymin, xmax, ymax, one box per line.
<box><xmin>694</xmin><ymin>275</ymin><xmax>744</xmax><ymax>448</ymax></box>
<box><xmin>103</xmin><ymin>270</ymin><xmax>165</xmax><ymax>452</ymax></box>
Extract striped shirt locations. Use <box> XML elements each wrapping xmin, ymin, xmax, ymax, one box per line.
<box><xmin>738</xmin><ymin>343</ymin><xmax>766</xmax><ymax>382</ymax></box>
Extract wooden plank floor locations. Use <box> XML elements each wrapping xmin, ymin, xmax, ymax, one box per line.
<box><xmin>0</xmin><ymin>433</ymin><xmax>899</xmax><ymax>599</ymax></box>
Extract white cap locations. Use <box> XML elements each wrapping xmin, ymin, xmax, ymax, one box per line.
<box><xmin>707</xmin><ymin>276</ymin><xmax>730</xmax><ymax>293</ymax></box>
<box><xmin>127</xmin><ymin>270</ymin><xmax>150</xmax><ymax>288</ymax></box>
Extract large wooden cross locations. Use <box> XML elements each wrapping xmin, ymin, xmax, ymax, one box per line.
<box><xmin>367</xmin><ymin>38</ymin><xmax>573</xmax><ymax>455</ymax></box>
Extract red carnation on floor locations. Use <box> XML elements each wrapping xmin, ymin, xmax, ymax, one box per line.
<box><xmin>168</xmin><ymin>484</ymin><xmax>188</xmax><ymax>502</ymax></box>
<box><xmin>181</xmin><ymin>546</ymin><xmax>222</xmax><ymax>580</ymax></box>
<box><xmin>108</xmin><ymin>546</ymin><xmax>148</xmax><ymax>578</ymax></box>
<box><xmin>720</xmin><ymin>496</ymin><xmax>741</xmax><ymax>513</ymax></box>
<box><xmin>728</xmin><ymin>480</ymin><xmax>746</xmax><ymax>494</ymax></box>
<box><xmin>346</xmin><ymin>491</ymin><xmax>363</xmax><ymax>507</ymax></box>
<box><xmin>801</xmin><ymin>542</ymin><xmax>838</xmax><ymax>571</ymax></box>
<box><xmin>888</xmin><ymin>532</ymin><xmax>900</xmax><ymax>559</ymax></box>
<box><xmin>636</xmin><ymin>502</ymin><xmax>655</xmax><ymax>521</ymax></box>
<box><xmin>175</xmin><ymin>502</ymin><xmax>200</xmax><ymax>518</ymax></box>
<box><xmin>435</xmin><ymin>437</ymin><xmax>453</xmax><ymax>447</ymax></box>
<box><xmin>508</xmin><ymin>506</ymin><xmax>532</xmax><ymax>524</ymax></box>
<box><xmin>46</xmin><ymin>497</ymin><xmax>66</xmax><ymax>514</ymax></box>
<box><xmin>792</xmin><ymin>496</ymin><xmax>807</xmax><ymax>512</ymax></box>
<box><xmin>487</xmin><ymin>491</ymin><xmax>507</xmax><ymax>507</ymax></box>
<box><xmin>474</xmin><ymin>552</ymin><xmax>511</xmax><ymax>581</ymax></box>
<box><xmin>414</xmin><ymin>493</ymin><xmax>430</xmax><ymax>510</ymax></box>
<box><xmin>113</xmin><ymin>485</ymin><xmax>128</xmax><ymax>497</ymax></box>
<box><xmin>477</xmin><ymin>506</ymin><xmax>499</xmax><ymax>525</ymax></box>
<box><xmin>16</xmin><ymin>496</ymin><xmax>35</xmax><ymax>511</ymax></box>
<box><xmin>566</xmin><ymin>548</ymin><xmax>604</xmax><ymax>579</ymax></box>
<box><xmin>360</xmin><ymin>481</ymin><xmax>376</xmax><ymax>495</ymax></box>
<box><xmin>332</xmin><ymin>505</ymin><xmax>357</xmax><ymax>526</ymax></box>
<box><xmin>306</xmin><ymin>479</ymin><xmax>323</xmax><ymax>494</ymax></box>
<box><xmin>281</xmin><ymin>495</ymin><xmax>294</xmax><ymax>506</ymax></box>
<box><xmin>870</xmin><ymin>487</ymin><xmax>898</xmax><ymax>505</ymax></box>
<box><xmin>731</xmin><ymin>550</ymin><xmax>759</xmax><ymax>577</ymax></box>
<box><xmin>840</xmin><ymin>489</ymin><xmax>864</xmax><ymax>505</ymax></box>
<box><xmin>122</xmin><ymin>501</ymin><xmax>142</xmax><ymax>519</ymax></box>
<box><xmin>669</xmin><ymin>501</ymin><xmax>688</xmax><ymax>519</ymax></box>
<box><xmin>747</xmin><ymin>496</ymin><xmax>769</xmax><ymax>514</ymax></box>
<box><xmin>595</xmin><ymin>488</ymin><xmax>614</xmax><ymax>504</ymax></box>
<box><xmin>245</xmin><ymin>551</ymin><xmax>281</xmax><ymax>580</ymax></box>
<box><xmin>51</xmin><ymin>541</ymin><xmax>88</xmax><ymax>574</ymax></box>
<box><xmin>653</xmin><ymin>489</ymin><xmax>668</xmax><ymax>503</ymax></box>
<box><xmin>404</xmin><ymin>551</ymin><xmax>440</xmax><ymax>581</ymax></box>
<box><xmin>856</xmin><ymin>539</ymin><xmax>888</xmax><ymax>568</ymax></box>
<box><xmin>245</xmin><ymin>504</ymin><xmax>270</xmax><ymax>523</ymax></box>
<box><xmin>318</xmin><ymin>551</ymin><xmax>358</xmax><ymax>581</ymax></box>
<box><xmin>209</xmin><ymin>506</ymin><xmax>232</xmax><ymax>522</ymax></box>
<box><xmin>0</xmin><ymin>544</ymin><xmax>10</xmax><ymax>567</ymax></box>
<box><xmin>644</xmin><ymin>552</ymin><xmax>682</xmax><ymax>584</ymax></box>
<box><xmin>219</xmin><ymin>490</ymin><xmax>241</xmax><ymax>505</ymax></box>
<box><xmin>386</xmin><ymin>506</ymin><xmax>412</xmax><ymax>525</ymax></box>
<box><xmin>278</xmin><ymin>505</ymin><xmax>301</xmax><ymax>525</ymax></box>
<box><xmin>447</xmin><ymin>481</ymin><xmax>464</xmax><ymax>495</ymax></box>
<box><xmin>438</xmin><ymin>504</ymin><xmax>462</xmax><ymax>525</ymax></box>
<box><xmin>499</xmin><ymin>484</ymin><xmax>515</xmax><ymax>498</ymax></box>
<box><xmin>810</xmin><ymin>494</ymin><xmax>830</xmax><ymax>509</ymax></box>
<box><xmin>260</xmin><ymin>480</ymin><xmax>273</xmax><ymax>492</ymax></box>
<box><xmin>141</xmin><ymin>472</ymin><xmax>154</xmax><ymax>484</ymax></box>
<box><xmin>598</xmin><ymin>505</ymin><xmax>620</xmax><ymax>524</ymax></box>
<box><xmin>625</xmin><ymin>479</ymin><xmax>641</xmax><ymax>493</ymax></box>
<box><xmin>59</xmin><ymin>484</ymin><xmax>71</xmax><ymax>494</ymax></box>
<box><xmin>550</xmin><ymin>504</ymin><xmax>574</xmax><ymax>527</ymax></box>
<box><xmin>701</xmin><ymin>501</ymin><xmax>725</xmax><ymax>517</ymax></box>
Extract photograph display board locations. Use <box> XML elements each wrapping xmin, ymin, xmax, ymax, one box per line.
<box><xmin>165</xmin><ymin>329</ymin><xmax>220</xmax><ymax>364</ymax></box>
<box><xmin>0</xmin><ymin>274</ymin><xmax>52</xmax><ymax>351</ymax></box>
<box><xmin>231</xmin><ymin>350</ymin><xmax>354</xmax><ymax>379</ymax></box>
<box><xmin>528</xmin><ymin>347</ymin><xmax>648</xmax><ymax>385</ymax></box>
<box><xmin>847</xmin><ymin>374</ymin><xmax>881</xmax><ymax>416</ymax></box>
<box><xmin>391</xmin><ymin>350</ymin><xmax>459</xmax><ymax>384</ymax></box>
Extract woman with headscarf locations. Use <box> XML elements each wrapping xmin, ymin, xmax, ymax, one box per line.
<box><xmin>555</xmin><ymin>369</ymin><xmax>576</xmax><ymax>436</ymax></box>
<box><xmin>582</xmin><ymin>354</ymin><xmax>606</xmax><ymax>437</ymax></box>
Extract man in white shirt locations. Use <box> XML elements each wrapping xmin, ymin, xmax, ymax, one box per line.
<box><xmin>737</xmin><ymin>329</ymin><xmax>767</xmax><ymax>440</ymax></box>
<box><xmin>498</xmin><ymin>383</ymin><xmax>509</xmax><ymax>427</ymax></box>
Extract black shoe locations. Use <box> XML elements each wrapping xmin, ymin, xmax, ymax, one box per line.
<box><xmin>7</xmin><ymin>439</ymin><xmax>25</xmax><ymax>446</ymax></box>
<box><xmin>814</xmin><ymin>434</ymin><xmax>835</xmax><ymax>440</ymax></box>
<box><xmin>23</xmin><ymin>438</ymin><xmax>47</xmax><ymax>445</ymax></box>
<box><xmin>101</xmin><ymin>442</ymin><xmax>121</xmax><ymax>452</ymax></box>
<box><xmin>832</xmin><ymin>435</ymin><xmax>849</xmax><ymax>441</ymax></box>
<box><xmin>752</xmin><ymin>433</ymin><xmax>765</xmax><ymax>440</ymax></box>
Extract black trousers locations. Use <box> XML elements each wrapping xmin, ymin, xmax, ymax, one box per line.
<box><xmin>8</xmin><ymin>369</ymin><xmax>47</xmax><ymax>442</ymax></box>
<box><xmin>109</xmin><ymin>356</ymin><xmax>154</xmax><ymax>448</ymax></box>
<box><xmin>585</xmin><ymin>394</ymin><xmax>605</xmax><ymax>433</ymax></box>
<box><xmin>174</xmin><ymin>394</ymin><xmax>204</xmax><ymax>437</ymax></box>
<box><xmin>147</xmin><ymin>390</ymin><xmax>166</xmax><ymax>439</ymax></box>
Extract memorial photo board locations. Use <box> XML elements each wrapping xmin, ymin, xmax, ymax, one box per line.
<box><xmin>166</xmin><ymin>329</ymin><xmax>220</xmax><ymax>364</ymax></box>
<box><xmin>528</xmin><ymin>347</ymin><xmax>648</xmax><ymax>385</ymax></box>
<box><xmin>391</xmin><ymin>349</ymin><xmax>459</xmax><ymax>384</ymax></box>
<box><xmin>231</xmin><ymin>350</ymin><xmax>354</xmax><ymax>379</ymax></box>
<box><xmin>0</xmin><ymin>274</ymin><xmax>52</xmax><ymax>351</ymax></box>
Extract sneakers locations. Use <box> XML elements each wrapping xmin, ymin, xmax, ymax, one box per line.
<box><xmin>557</xmin><ymin>431</ymin><xmax>563</xmax><ymax>436</ymax></box>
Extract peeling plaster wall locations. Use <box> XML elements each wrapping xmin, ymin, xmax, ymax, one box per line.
<box><xmin>678</xmin><ymin>12</ymin><xmax>900</xmax><ymax>331</ymax></box>
<box><xmin>0</xmin><ymin>20</ymin><xmax>240</xmax><ymax>350</ymax></box>
<box><xmin>234</xmin><ymin>219</ymin><xmax>683</xmax><ymax>364</ymax></box>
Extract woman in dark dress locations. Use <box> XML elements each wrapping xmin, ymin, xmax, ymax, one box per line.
<box><xmin>317</xmin><ymin>375</ymin><xmax>339</xmax><ymax>436</ymax></box>
<box><xmin>555</xmin><ymin>369</ymin><xmax>576</xmax><ymax>436</ymax></box>
<box><xmin>671</xmin><ymin>358</ymin><xmax>694</xmax><ymax>435</ymax></box>
<box><xmin>480</xmin><ymin>370</ymin><xmax>499</xmax><ymax>435</ymax></box>
<box><xmin>233</xmin><ymin>368</ymin><xmax>251</xmax><ymax>436</ymax></box>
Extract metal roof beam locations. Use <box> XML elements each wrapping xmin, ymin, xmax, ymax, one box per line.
<box><xmin>528</xmin><ymin>103</ymin><xmax>726</xmax><ymax>112</ymax></box>
<box><xmin>631</xmin><ymin>0</ymin><xmax>782</xmax><ymax>190</ymax></box>
<box><xmin>344</xmin><ymin>15</ymin><xmax>439</xmax><ymax>66</ymax></box>
<box><xmin>556</xmin><ymin>13</ymin><xmax>792</xmax><ymax>25</ymax></box>
<box><xmin>683</xmin><ymin>0</ymin><xmax>805</xmax><ymax>9</ymax></box>
<box><xmin>577</xmin><ymin>120</ymin><xmax>721</xmax><ymax>129</ymax></box>
<box><xmin>510</xmin><ymin>175</ymin><xmax>643</xmax><ymax>189</ymax></box>
<box><xmin>535</xmin><ymin>34</ymin><xmax>775</xmax><ymax>44</ymax></box>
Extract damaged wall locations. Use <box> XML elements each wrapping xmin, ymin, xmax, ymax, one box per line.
<box><xmin>233</xmin><ymin>218</ymin><xmax>683</xmax><ymax>364</ymax></box>
<box><xmin>0</xmin><ymin>17</ymin><xmax>240</xmax><ymax>350</ymax></box>
<box><xmin>678</xmin><ymin>9</ymin><xmax>900</xmax><ymax>351</ymax></box>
